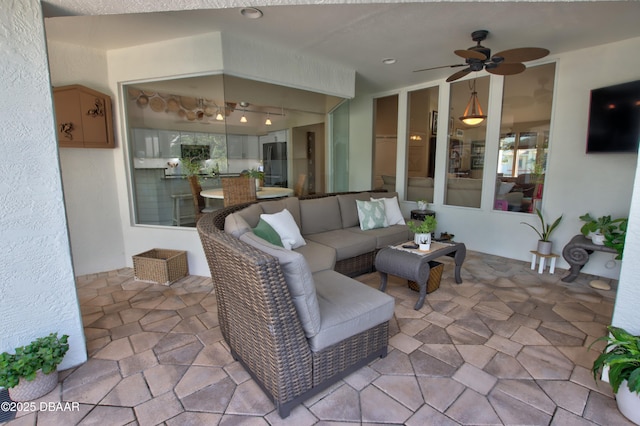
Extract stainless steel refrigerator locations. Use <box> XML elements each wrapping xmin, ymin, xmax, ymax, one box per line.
<box><xmin>263</xmin><ymin>142</ymin><xmax>287</xmax><ymax>187</ymax></box>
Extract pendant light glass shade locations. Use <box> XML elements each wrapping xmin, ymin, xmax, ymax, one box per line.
<box><xmin>265</xmin><ymin>113</ymin><xmax>272</xmax><ymax>125</ymax></box>
<box><xmin>240</xmin><ymin>114</ymin><xmax>248</xmax><ymax>123</ymax></box>
<box><xmin>215</xmin><ymin>108</ymin><xmax>224</xmax><ymax>121</ymax></box>
<box><xmin>459</xmin><ymin>79</ymin><xmax>487</xmax><ymax>126</ymax></box>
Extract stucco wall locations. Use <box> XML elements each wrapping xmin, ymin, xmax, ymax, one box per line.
<box><xmin>48</xmin><ymin>41</ymin><xmax>126</xmax><ymax>276</ymax></box>
<box><xmin>0</xmin><ymin>0</ymin><xmax>86</xmax><ymax>368</ymax></box>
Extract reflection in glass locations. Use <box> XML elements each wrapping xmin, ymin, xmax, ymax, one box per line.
<box><xmin>374</xmin><ymin>95</ymin><xmax>398</xmax><ymax>193</ymax></box>
<box><xmin>446</xmin><ymin>76</ymin><xmax>489</xmax><ymax>208</ymax></box>
<box><xmin>124</xmin><ymin>74</ymin><xmax>344</xmax><ymax>227</ymax></box>
<box><xmin>406</xmin><ymin>86</ymin><xmax>439</xmax><ymax>202</ymax></box>
<box><xmin>494</xmin><ymin>63</ymin><xmax>555</xmax><ymax>213</ymax></box>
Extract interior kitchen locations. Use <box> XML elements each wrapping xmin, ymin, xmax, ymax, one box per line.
<box><xmin>125</xmin><ymin>74</ymin><xmax>342</xmax><ymax>226</ymax></box>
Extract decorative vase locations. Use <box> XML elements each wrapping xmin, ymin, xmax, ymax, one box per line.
<box><xmin>255</xmin><ymin>178</ymin><xmax>261</xmax><ymax>192</ymax></box>
<box><xmin>415</xmin><ymin>233</ymin><xmax>431</xmax><ymax>249</ymax></box>
<box><xmin>417</xmin><ymin>201</ymin><xmax>428</xmax><ymax>211</ymax></box>
<box><xmin>8</xmin><ymin>370</ymin><xmax>58</xmax><ymax>402</ymax></box>
<box><xmin>592</xmin><ymin>233</ymin><xmax>605</xmax><ymax>245</ymax></box>
<box><xmin>616</xmin><ymin>380</ymin><xmax>640</xmax><ymax>425</ymax></box>
<box><xmin>537</xmin><ymin>240</ymin><xmax>552</xmax><ymax>255</ymax></box>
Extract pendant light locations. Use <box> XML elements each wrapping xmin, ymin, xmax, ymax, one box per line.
<box><xmin>240</xmin><ymin>112</ymin><xmax>248</xmax><ymax>123</ymax></box>
<box><xmin>459</xmin><ymin>79</ymin><xmax>487</xmax><ymax>126</ymax></box>
<box><xmin>265</xmin><ymin>113</ymin><xmax>272</xmax><ymax>126</ymax></box>
<box><xmin>215</xmin><ymin>107</ymin><xmax>224</xmax><ymax>121</ymax></box>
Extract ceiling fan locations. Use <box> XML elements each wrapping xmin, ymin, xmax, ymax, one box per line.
<box><xmin>414</xmin><ymin>30</ymin><xmax>549</xmax><ymax>82</ymax></box>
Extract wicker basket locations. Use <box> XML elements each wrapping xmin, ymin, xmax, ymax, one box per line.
<box><xmin>408</xmin><ymin>261</ymin><xmax>443</xmax><ymax>293</ymax></box>
<box><xmin>133</xmin><ymin>249</ymin><xmax>188</xmax><ymax>285</ymax></box>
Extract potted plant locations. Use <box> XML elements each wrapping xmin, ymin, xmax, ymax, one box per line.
<box><xmin>247</xmin><ymin>168</ymin><xmax>265</xmax><ymax>191</ymax></box>
<box><xmin>520</xmin><ymin>208</ymin><xmax>563</xmax><ymax>255</ymax></box>
<box><xmin>0</xmin><ymin>333</ymin><xmax>69</xmax><ymax>401</ymax></box>
<box><xmin>408</xmin><ymin>215</ymin><xmax>437</xmax><ymax>246</ymax></box>
<box><xmin>579</xmin><ymin>213</ymin><xmax>627</xmax><ymax>258</ymax></box>
<box><xmin>591</xmin><ymin>325</ymin><xmax>640</xmax><ymax>424</ymax></box>
<box><xmin>416</xmin><ymin>199</ymin><xmax>429</xmax><ymax>211</ymax></box>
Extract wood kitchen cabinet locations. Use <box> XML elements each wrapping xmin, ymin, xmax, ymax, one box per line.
<box><xmin>53</xmin><ymin>84</ymin><xmax>115</xmax><ymax>148</ymax></box>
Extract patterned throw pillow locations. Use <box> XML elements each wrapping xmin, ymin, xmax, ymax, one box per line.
<box><xmin>356</xmin><ymin>199</ymin><xmax>389</xmax><ymax>230</ymax></box>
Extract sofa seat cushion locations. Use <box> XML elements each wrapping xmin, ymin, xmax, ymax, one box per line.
<box><xmin>240</xmin><ymin>232</ymin><xmax>321</xmax><ymax>338</ymax></box>
<box><xmin>345</xmin><ymin>225</ymin><xmax>410</xmax><ymax>249</ymax></box>
<box><xmin>309</xmin><ymin>270</ymin><xmax>394</xmax><ymax>352</ymax></box>
<box><xmin>305</xmin><ymin>229</ymin><xmax>377</xmax><ymax>261</ymax></box>
<box><xmin>294</xmin><ymin>240</ymin><xmax>336</xmax><ymax>273</ymax></box>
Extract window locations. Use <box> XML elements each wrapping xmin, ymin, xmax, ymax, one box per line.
<box><xmin>405</xmin><ymin>86</ymin><xmax>439</xmax><ymax>203</ymax></box>
<box><xmin>124</xmin><ymin>74</ymin><xmax>345</xmax><ymax>227</ymax></box>
<box><xmin>445</xmin><ymin>76</ymin><xmax>489</xmax><ymax>208</ymax></box>
<box><xmin>494</xmin><ymin>63</ymin><xmax>555</xmax><ymax>213</ymax></box>
<box><xmin>373</xmin><ymin>95</ymin><xmax>398</xmax><ymax>192</ymax></box>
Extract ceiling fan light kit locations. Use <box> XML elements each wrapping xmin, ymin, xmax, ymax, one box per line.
<box><xmin>415</xmin><ymin>30</ymin><xmax>549</xmax><ymax>83</ymax></box>
<box><xmin>460</xmin><ymin>79</ymin><xmax>487</xmax><ymax>126</ymax></box>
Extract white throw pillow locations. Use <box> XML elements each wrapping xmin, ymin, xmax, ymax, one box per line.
<box><xmin>371</xmin><ymin>195</ymin><xmax>406</xmax><ymax>225</ymax></box>
<box><xmin>356</xmin><ymin>199</ymin><xmax>389</xmax><ymax>230</ymax></box>
<box><xmin>260</xmin><ymin>209</ymin><xmax>306</xmax><ymax>250</ymax></box>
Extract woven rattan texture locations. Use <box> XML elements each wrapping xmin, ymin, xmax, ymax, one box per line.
<box><xmin>222</xmin><ymin>176</ymin><xmax>257</xmax><ymax>207</ymax></box>
<box><xmin>196</xmin><ymin>198</ymin><xmax>390</xmax><ymax>417</ymax></box>
<box><xmin>408</xmin><ymin>260</ymin><xmax>443</xmax><ymax>293</ymax></box>
<box><xmin>132</xmin><ymin>249</ymin><xmax>188</xmax><ymax>285</ymax></box>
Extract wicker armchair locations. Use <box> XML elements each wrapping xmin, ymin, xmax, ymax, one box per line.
<box><xmin>197</xmin><ymin>209</ymin><xmax>390</xmax><ymax>418</ymax></box>
<box><xmin>221</xmin><ymin>176</ymin><xmax>257</xmax><ymax>207</ymax></box>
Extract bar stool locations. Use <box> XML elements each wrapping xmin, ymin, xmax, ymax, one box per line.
<box><xmin>171</xmin><ymin>193</ymin><xmax>195</xmax><ymax>226</ymax></box>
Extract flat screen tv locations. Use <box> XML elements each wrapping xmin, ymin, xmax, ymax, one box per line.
<box><xmin>586</xmin><ymin>79</ymin><xmax>640</xmax><ymax>153</ymax></box>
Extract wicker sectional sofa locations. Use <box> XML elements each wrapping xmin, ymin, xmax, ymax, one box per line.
<box><xmin>197</xmin><ymin>191</ymin><xmax>411</xmax><ymax>417</ymax></box>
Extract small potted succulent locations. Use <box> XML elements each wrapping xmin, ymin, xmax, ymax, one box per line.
<box><xmin>0</xmin><ymin>333</ymin><xmax>69</xmax><ymax>401</ymax></box>
<box><xmin>520</xmin><ymin>208</ymin><xmax>563</xmax><ymax>255</ymax></box>
<box><xmin>591</xmin><ymin>325</ymin><xmax>640</xmax><ymax>424</ymax></box>
<box><xmin>408</xmin><ymin>215</ymin><xmax>437</xmax><ymax>247</ymax></box>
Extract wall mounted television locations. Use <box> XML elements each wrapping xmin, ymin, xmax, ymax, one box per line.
<box><xmin>586</xmin><ymin>79</ymin><xmax>640</xmax><ymax>153</ymax></box>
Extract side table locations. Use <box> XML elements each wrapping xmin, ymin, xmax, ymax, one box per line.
<box><xmin>376</xmin><ymin>241</ymin><xmax>465</xmax><ymax>310</ymax></box>
<box><xmin>530</xmin><ymin>251</ymin><xmax>559</xmax><ymax>274</ymax></box>
<box><xmin>561</xmin><ymin>234</ymin><xmax>617</xmax><ymax>282</ymax></box>
<box><xmin>410</xmin><ymin>209</ymin><xmax>436</xmax><ymax>221</ymax></box>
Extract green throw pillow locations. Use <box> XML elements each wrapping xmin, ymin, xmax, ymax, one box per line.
<box><xmin>253</xmin><ymin>219</ymin><xmax>284</xmax><ymax>247</ymax></box>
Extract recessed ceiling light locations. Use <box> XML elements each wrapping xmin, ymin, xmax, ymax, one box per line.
<box><xmin>382</xmin><ymin>58</ymin><xmax>397</xmax><ymax>65</ymax></box>
<box><xmin>241</xmin><ymin>7</ymin><xmax>263</xmax><ymax>19</ymax></box>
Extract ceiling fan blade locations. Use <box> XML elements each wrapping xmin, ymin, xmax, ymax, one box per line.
<box><xmin>446</xmin><ymin>68</ymin><xmax>472</xmax><ymax>82</ymax></box>
<box><xmin>413</xmin><ymin>63</ymin><xmax>466</xmax><ymax>73</ymax></box>
<box><xmin>486</xmin><ymin>62</ymin><xmax>526</xmax><ymax>76</ymax></box>
<box><xmin>454</xmin><ymin>49</ymin><xmax>487</xmax><ymax>60</ymax></box>
<box><xmin>493</xmin><ymin>47</ymin><xmax>549</xmax><ymax>63</ymax></box>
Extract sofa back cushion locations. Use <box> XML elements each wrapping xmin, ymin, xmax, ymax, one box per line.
<box><xmin>224</xmin><ymin>212</ymin><xmax>252</xmax><ymax>238</ymax></box>
<box><xmin>408</xmin><ymin>177</ymin><xmax>434</xmax><ymax>188</ymax></box>
<box><xmin>260</xmin><ymin>197</ymin><xmax>302</xmax><ymax>228</ymax></box>
<box><xmin>300</xmin><ymin>196</ymin><xmax>343</xmax><ymax>235</ymax></box>
<box><xmin>240</xmin><ymin>232</ymin><xmax>321</xmax><ymax>338</ymax></box>
<box><xmin>336</xmin><ymin>192</ymin><xmax>372</xmax><ymax>228</ymax></box>
<box><xmin>236</xmin><ymin>203</ymin><xmax>264</xmax><ymax>228</ymax></box>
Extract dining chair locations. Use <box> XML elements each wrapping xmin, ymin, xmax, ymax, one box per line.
<box><xmin>188</xmin><ymin>176</ymin><xmax>216</xmax><ymax>223</ymax></box>
<box><xmin>294</xmin><ymin>173</ymin><xmax>307</xmax><ymax>197</ymax></box>
<box><xmin>222</xmin><ymin>176</ymin><xmax>257</xmax><ymax>207</ymax></box>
